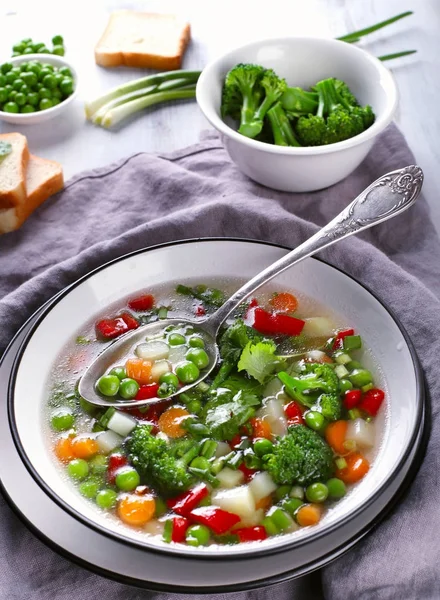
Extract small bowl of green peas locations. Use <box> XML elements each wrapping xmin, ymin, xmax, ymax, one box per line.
<box><xmin>0</xmin><ymin>53</ymin><xmax>78</xmax><ymax>124</ymax></box>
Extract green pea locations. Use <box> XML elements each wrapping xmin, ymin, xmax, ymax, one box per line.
<box><xmin>115</xmin><ymin>467</ymin><xmax>140</xmax><ymax>491</ymax></box>
<box><xmin>60</xmin><ymin>77</ymin><xmax>73</xmax><ymax>96</ymax></box>
<box><xmin>21</xmin><ymin>70</ymin><xmax>37</xmax><ymax>87</ymax></box>
<box><xmin>168</xmin><ymin>332</ymin><xmax>186</xmax><ymax>346</ymax></box>
<box><xmin>119</xmin><ymin>378</ymin><xmax>140</xmax><ymax>400</ymax></box>
<box><xmin>67</xmin><ymin>458</ymin><xmax>89</xmax><ymax>480</ymax></box>
<box><xmin>23</xmin><ymin>47</ymin><xmax>34</xmax><ymax>55</ymax></box>
<box><xmin>96</xmin><ymin>488</ymin><xmax>117</xmax><ymax>509</ymax></box>
<box><xmin>43</xmin><ymin>74</ymin><xmax>57</xmax><ymax>89</ymax></box>
<box><xmin>5</xmin><ymin>72</ymin><xmax>17</xmax><ymax>85</ymax></box>
<box><xmin>326</xmin><ymin>478</ymin><xmax>347</xmax><ymax>499</ymax></box>
<box><xmin>253</xmin><ymin>438</ymin><xmax>273</xmax><ymax>457</ymax></box>
<box><xmin>51</xmin><ymin>98</ymin><xmax>61</xmax><ymax>107</ymax></box>
<box><xmin>7</xmin><ymin>90</ymin><xmax>17</xmax><ymax>101</ymax></box>
<box><xmin>305</xmin><ymin>410</ymin><xmax>326</xmax><ymax>432</ymax></box>
<box><xmin>186</xmin><ymin>524</ymin><xmax>210</xmax><ymax>546</ymax></box>
<box><xmin>15</xmin><ymin>92</ymin><xmax>26</xmax><ymax>106</ymax></box>
<box><xmin>3</xmin><ymin>101</ymin><xmax>19</xmax><ymax>113</ymax></box>
<box><xmin>51</xmin><ymin>408</ymin><xmax>74</xmax><ymax>431</ymax></box>
<box><xmin>12</xmin><ymin>43</ymin><xmax>26</xmax><ymax>53</ymax></box>
<box><xmin>282</xmin><ymin>497</ymin><xmax>304</xmax><ymax>516</ymax></box>
<box><xmin>159</xmin><ymin>372</ymin><xmax>179</xmax><ymax>387</ymax></box>
<box><xmin>19</xmin><ymin>62</ymin><xmax>29</xmax><ymax>71</ymax></box>
<box><xmin>339</xmin><ymin>378</ymin><xmax>353</xmax><ymax>394</ymax></box>
<box><xmin>1</xmin><ymin>63</ymin><xmax>13</xmax><ymax>74</ymax></box>
<box><xmin>109</xmin><ymin>366</ymin><xmax>127</xmax><ymax>380</ymax></box>
<box><xmin>0</xmin><ymin>88</ymin><xmax>8</xmax><ymax>103</ymax></box>
<box><xmin>96</xmin><ymin>374</ymin><xmax>120</xmax><ymax>397</ymax></box>
<box><xmin>175</xmin><ymin>361</ymin><xmax>200</xmax><ymax>384</ymax></box>
<box><xmin>38</xmin><ymin>86</ymin><xmax>51</xmax><ymax>99</ymax></box>
<box><xmin>27</xmin><ymin>63</ymin><xmax>41</xmax><ymax>76</ymax></box>
<box><xmin>0</xmin><ymin>75</ymin><xmax>6</xmax><ymax>86</ymax></box>
<box><xmin>187</xmin><ymin>398</ymin><xmax>202</xmax><ymax>415</ymax></box>
<box><xmin>52</xmin><ymin>45</ymin><xmax>65</xmax><ymax>56</ymax></box>
<box><xmin>12</xmin><ymin>78</ymin><xmax>24</xmax><ymax>91</ymax></box>
<box><xmin>54</xmin><ymin>72</ymin><xmax>64</xmax><ymax>86</ymax></box>
<box><xmin>21</xmin><ymin>38</ymin><xmax>32</xmax><ymax>44</ymax></box>
<box><xmin>52</xmin><ymin>35</ymin><xmax>64</xmax><ymax>45</ymax></box>
<box><xmin>190</xmin><ymin>456</ymin><xmax>210</xmax><ymax>471</ymax></box>
<box><xmin>38</xmin><ymin>67</ymin><xmax>52</xmax><ymax>81</ymax></box>
<box><xmin>58</xmin><ymin>66</ymin><xmax>72</xmax><ymax>78</ymax></box>
<box><xmin>185</xmin><ymin>348</ymin><xmax>209</xmax><ymax>370</ymax></box>
<box><xmin>89</xmin><ymin>454</ymin><xmax>108</xmax><ymax>474</ymax></box>
<box><xmin>39</xmin><ymin>48</ymin><xmax>51</xmax><ymax>54</ymax></box>
<box><xmin>305</xmin><ymin>482</ymin><xmax>329</xmax><ymax>503</ymax></box>
<box><xmin>27</xmin><ymin>91</ymin><xmax>39</xmax><ymax>106</ymax></box>
<box><xmin>19</xmin><ymin>84</ymin><xmax>29</xmax><ymax>95</ymax></box>
<box><xmin>39</xmin><ymin>98</ymin><xmax>52</xmax><ymax>110</ymax></box>
<box><xmin>275</xmin><ymin>485</ymin><xmax>292</xmax><ymax>500</ymax></box>
<box><xmin>31</xmin><ymin>43</ymin><xmax>45</xmax><ymax>53</ymax></box>
<box><xmin>51</xmin><ymin>88</ymin><xmax>62</xmax><ymax>99</ymax></box>
<box><xmin>79</xmin><ymin>478</ymin><xmax>100</xmax><ymax>499</ymax></box>
<box><xmin>188</xmin><ymin>335</ymin><xmax>205</xmax><ymax>348</ymax></box>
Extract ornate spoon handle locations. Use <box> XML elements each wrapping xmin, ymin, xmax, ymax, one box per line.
<box><xmin>203</xmin><ymin>165</ymin><xmax>424</xmax><ymax>337</ymax></box>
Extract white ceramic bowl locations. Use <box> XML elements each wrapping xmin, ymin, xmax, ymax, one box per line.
<box><xmin>196</xmin><ymin>37</ymin><xmax>398</xmax><ymax>192</ymax></box>
<box><xmin>0</xmin><ymin>53</ymin><xmax>78</xmax><ymax>125</ymax></box>
<box><xmin>8</xmin><ymin>240</ymin><xmax>423</xmax><ymax>590</ymax></box>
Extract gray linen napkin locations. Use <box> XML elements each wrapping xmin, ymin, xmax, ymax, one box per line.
<box><xmin>1</xmin><ymin>124</ymin><xmax>439</xmax><ymax>600</ymax></box>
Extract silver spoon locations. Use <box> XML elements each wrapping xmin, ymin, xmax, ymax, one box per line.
<box><xmin>79</xmin><ymin>165</ymin><xmax>423</xmax><ymax>408</ymax></box>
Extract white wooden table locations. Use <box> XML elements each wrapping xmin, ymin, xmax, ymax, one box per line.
<box><xmin>1</xmin><ymin>0</ymin><xmax>438</xmax><ymax>229</ymax></box>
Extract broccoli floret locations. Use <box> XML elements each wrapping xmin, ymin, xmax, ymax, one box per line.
<box><xmin>278</xmin><ymin>363</ymin><xmax>339</xmax><ymax>406</ymax></box>
<box><xmin>264</xmin><ymin>424</ymin><xmax>334</xmax><ymax>485</ymax></box>
<box><xmin>127</xmin><ymin>425</ymin><xmax>194</xmax><ymax>496</ymax></box>
<box><xmin>281</xmin><ymin>86</ymin><xmax>319</xmax><ymax>116</ymax></box>
<box><xmin>221</xmin><ymin>63</ymin><xmax>265</xmax><ymax>135</ymax></box>
<box><xmin>267</xmin><ymin>102</ymin><xmax>302</xmax><ymax>147</ymax></box>
<box><xmin>316</xmin><ymin>393</ymin><xmax>342</xmax><ymax>421</ymax></box>
<box><xmin>295</xmin><ymin>78</ymin><xmax>373</xmax><ymax>146</ymax></box>
<box><xmin>239</xmin><ymin>69</ymin><xmax>287</xmax><ymax>138</ymax></box>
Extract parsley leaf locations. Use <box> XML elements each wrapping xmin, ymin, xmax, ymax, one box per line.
<box><xmin>203</xmin><ymin>387</ymin><xmax>262</xmax><ymax>441</ymax></box>
<box><xmin>238</xmin><ymin>341</ymin><xmax>284</xmax><ymax>384</ymax></box>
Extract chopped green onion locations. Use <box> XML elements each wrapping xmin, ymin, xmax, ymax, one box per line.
<box><xmin>335</xmin><ymin>457</ymin><xmax>347</xmax><ymax>470</ymax></box>
<box><xmin>362</xmin><ymin>382</ymin><xmax>374</xmax><ymax>393</ymax></box>
<box><xmin>348</xmin><ymin>408</ymin><xmax>362</xmax><ymax>420</ymax></box>
<box><xmin>334</xmin><ymin>364</ymin><xmax>350</xmax><ymax>379</ymax></box>
<box><xmin>343</xmin><ymin>335</ymin><xmax>362</xmax><ymax>351</ymax></box>
<box><xmin>337</xmin><ymin>11</ymin><xmax>413</xmax><ymax>43</ymax></box>
<box><xmin>349</xmin><ymin>368</ymin><xmax>373</xmax><ymax>387</ymax></box>
<box><xmin>334</xmin><ymin>351</ymin><xmax>352</xmax><ymax>365</ymax></box>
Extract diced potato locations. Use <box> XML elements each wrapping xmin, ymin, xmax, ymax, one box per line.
<box><xmin>265</xmin><ymin>397</ymin><xmax>287</xmax><ymax>437</ymax></box>
<box><xmin>346</xmin><ymin>418</ymin><xmax>375</xmax><ymax>449</ymax></box>
<box><xmin>107</xmin><ymin>411</ymin><xmax>137</xmax><ymax>437</ymax></box>
<box><xmin>212</xmin><ymin>485</ymin><xmax>256</xmax><ymax>519</ymax></box>
<box><xmin>249</xmin><ymin>471</ymin><xmax>277</xmax><ymax>502</ymax></box>
<box><xmin>215</xmin><ymin>441</ymin><xmax>232</xmax><ymax>458</ymax></box>
<box><xmin>96</xmin><ymin>430</ymin><xmax>123</xmax><ymax>454</ymax></box>
<box><xmin>150</xmin><ymin>360</ymin><xmax>171</xmax><ymax>382</ymax></box>
<box><xmin>216</xmin><ymin>467</ymin><xmax>245</xmax><ymax>489</ymax></box>
<box><xmin>302</xmin><ymin>317</ymin><xmax>335</xmax><ymax>337</ymax></box>
<box><xmin>135</xmin><ymin>341</ymin><xmax>169</xmax><ymax>361</ymax></box>
<box><xmin>167</xmin><ymin>345</ymin><xmax>188</xmax><ymax>364</ymax></box>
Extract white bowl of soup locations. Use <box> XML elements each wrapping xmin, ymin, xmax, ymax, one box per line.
<box><xmin>8</xmin><ymin>239</ymin><xmax>423</xmax><ymax>590</ymax></box>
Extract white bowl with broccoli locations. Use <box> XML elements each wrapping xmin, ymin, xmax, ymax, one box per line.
<box><xmin>196</xmin><ymin>37</ymin><xmax>398</xmax><ymax>192</ymax></box>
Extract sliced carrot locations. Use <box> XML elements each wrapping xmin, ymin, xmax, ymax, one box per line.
<box><xmin>325</xmin><ymin>420</ymin><xmax>348</xmax><ymax>455</ymax></box>
<box><xmin>158</xmin><ymin>406</ymin><xmax>190</xmax><ymax>438</ymax></box>
<box><xmin>269</xmin><ymin>292</ymin><xmax>298</xmax><ymax>313</ymax></box>
<box><xmin>296</xmin><ymin>503</ymin><xmax>322</xmax><ymax>527</ymax></box>
<box><xmin>255</xmin><ymin>495</ymin><xmax>273</xmax><ymax>511</ymax></box>
<box><xmin>54</xmin><ymin>437</ymin><xmax>75</xmax><ymax>463</ymax></box>
<box><xmin>251</xmin><ymin>417</ymin><xmax>272</xmax><ymax>440</ymax></box>
<box><xmin>118</xmin><ymin>494</ymin><xmax>156</xmax><ymax>526</ymax></box>
<box><xmin>71</xmin><ymin>436</ymin><xmax>99</xmax><ymax>459</ymax></box>
<box><xmin>125</xmin><ymin>357</ymin><xmax>152</xmax><ymax>385</ymax></box>
<box><xmin>335</xmin><ymin>452</ymin><xmax>370</xmax><ymax>484</ymax></box>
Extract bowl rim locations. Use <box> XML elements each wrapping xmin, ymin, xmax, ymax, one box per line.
<box><xmin>7</xmin><ymin>238</ymin><xmax>424</xmax><ymax>561</ymax></box>
<box><xmin>196</xmin><ymin>36</ymin><xmax>398</xmax><ymax>155</ymax></box>
<box><xmin>0</xmin><ymin>53</ymin><xmax>78</xmax><ymax>119</ymax></box>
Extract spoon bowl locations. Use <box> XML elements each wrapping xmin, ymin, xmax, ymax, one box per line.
<box><xmin>78</xmin><ymin>165</ymin><xmax>423</xmax><ymax>408</ymax></box>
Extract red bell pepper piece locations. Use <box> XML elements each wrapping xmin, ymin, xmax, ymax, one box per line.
<box><xmin>358</xmin><ymin>388</ymin><xmax>385</xmax><ymax>416</ymax></box>
<box><xmin>333</xmin><ymin>329</ymin><xmax>355</xmax><ymax>350</ymax></box>
<box><xmin>120</xmin><ymin>312</ymin><xmax>139</xmax><ymax>330</ymax></box>
<box><xmin>248</xmin><ymin>306</ymin><xmax>305</xmax><ymax>336</ymax></box>
<box><xmin>238</xmin><ymin>463</ymin><xmax>257</xmax><ymax>482</ymax></box>
<box><xmin>127</xmin><ymin>294</ymin><xmax>155</xmax><ymax>312</ymax></box>
<box><xmin>107</xmin><ymin>453</ymin><xmax>128</xmax><ymax>484</ymax></box>
<box><xmin>344</xmin><ymin>389</ymin><xmax>362</xmax><ymax>410</ymax></box>
<box><xmin>189</xmin><ymin>507</ymin><xmax>241</xmax><ymax>535</ymax></box>
<box><xmin>171</xmin><ymin>516</ymin><xmax>190</xmax><ymax>543</ymax></box>
<box><xmin>135</xmin><ymin>383</ymin><xmax>160</xmax><ymax>401</ymax></box>
<box><xmin>95</xmin><ymin>316</ymin><xmax>129</xmax><ymax>340</ymax></box>
<box><xmin>167</xmin><ymin>483</ymin><xmax>210</xmax><ymax>517</ymax></box>
<box><xmin>195</xmin><ymin>304</ymin><xmax>206</xmax><ymax>317</ymax></box>
<box><xmin>284</xmin><ymin>401</ymin><xmax>304</xmax><ymax>425</ymax></box>
<box><xmin>234</xmin><ymin>526</ymin><xmax>267</xmax><ymax>543</ymax></box>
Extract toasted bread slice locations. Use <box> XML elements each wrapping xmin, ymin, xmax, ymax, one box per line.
<box><xmin>95</xmin><ymin>10</ymin><xmax>191</xmax><ymax>70</ymax></box>
<box><xmin>0</xmin><ymin>133</ymin><xmax>29</xmax><ymax>209</ymax></box>
<box><xmin>0</xmin><ymin>155</ymin><xmax>63</xmax><ymax>234</ymax></box>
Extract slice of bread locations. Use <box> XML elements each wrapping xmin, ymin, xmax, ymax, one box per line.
<box><xmin>95</xmin><ymin>10</ymin><xmax>191</xmax><ymax>70</ymax></box>
<box><xmin>0</xmin><ymin>133</ymin><xmax>29</xmax><ymax>209</ymax></box>
<box><xmin>0</xmin><ymin>155</ymin><xmax>63</xmax><ymax>234</ymax></box>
